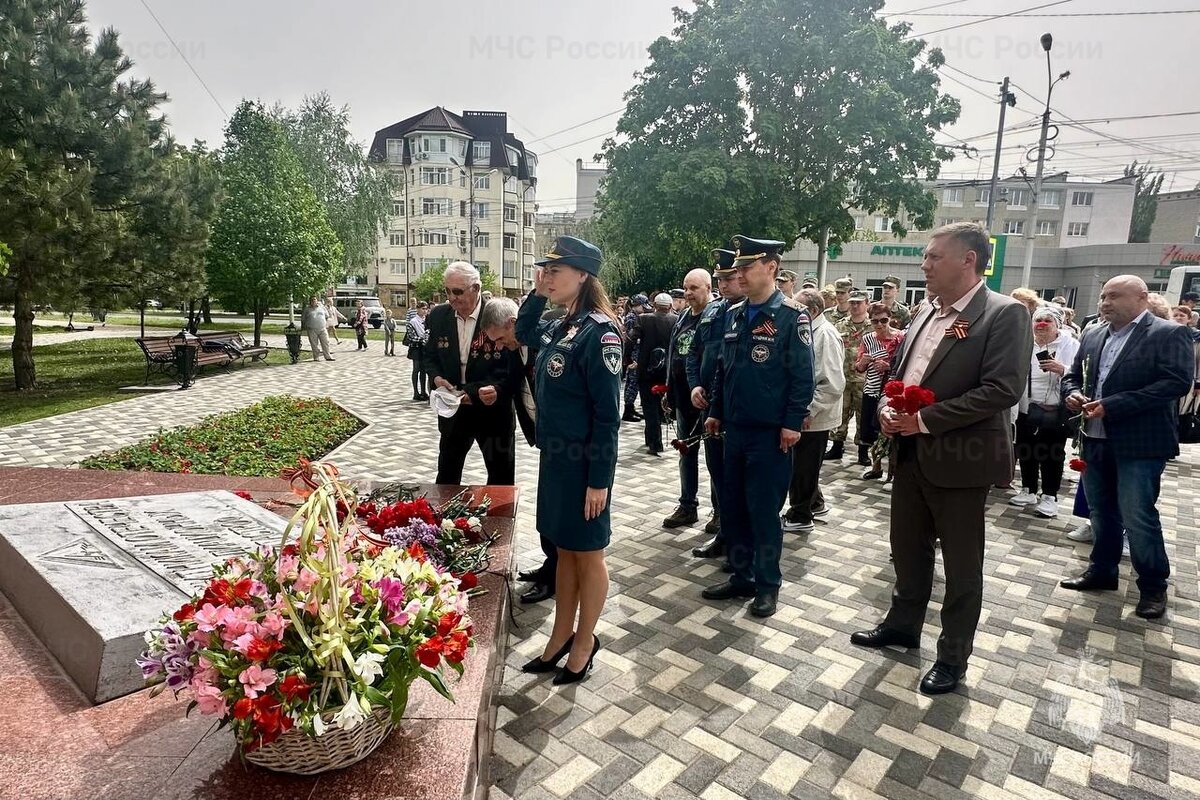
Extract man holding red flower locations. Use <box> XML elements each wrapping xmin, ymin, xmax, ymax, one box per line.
<box><xmin>851</xmin><ymin>222</ymin><xmax>1031</xmax><ymax>696</ymax></box>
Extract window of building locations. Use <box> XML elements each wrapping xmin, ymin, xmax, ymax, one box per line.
<box><xmin>504</xmin><ymin>204</ymin><xmax>517</xmax><ymax>222</ymax></box>
<box><xmin>942</xmin><ymin>188</ymin><xmax>963</xmax><ymax>206</ymax></box>
<box><xmin>1071</xmin><ymin>191</ymin><xmax>1094</xmax><ymax>207</ymax></box>
<box><xmin>1008</xmin><ymin>189</ymin><xmax>1027</xmax><ymax>209</ymax></box>
<box><xmin>1194</xmin><ymin>222</ymin><xmax>1200</xmax><ymax>239</ymax></box>
<box><xmin>473</xmin><ymin>202</ymin><xmax>490</xmax><ymax>219</ymax></box>
<box><xmin>388</xmin><ymin>233</ymin><xmax>404</xmax><ymax>246</ymax></box>
<box><xmin>421</xmin><ymin>168</ymin><xmax>449</xmax><ymax>186</ymax></box>
<box><xmin>503</xmin><ymin>232</ymin><xmax>517</xmax><ymax>250</ymax></box>
<box><xmin>391</xmin><ymin>201</ymin><xmax>403</xmax><ymax>217</ymax></box>
<box><xmin>976</xmin><ymin>188</ymin><xmax>990</xmax><ymax>206</ymax></box>
<box><xmin>422</xmin><ymin>198</ymin><xmax>449</xmax><ymax>216</ymax></box>
<box><xmin>474</xmin><ymin>232</ymin><xmax>490</xmax><ymax>248</ymax></box>
<box><xmin>475</xmin><ymin>260</ymin><xmax>490</xmax><ymax>272</ymax></box>
<box><xmin>423</xmin><ymin>231</ymin><xmax>448</xmax><ymax>245</ymax></box>
<box><xmin>473</xmin><ymin>174</ymin><xmax>490</xmax><ymax>190</ymax></box>
<box><xmin>523</xmin><ymin>240</ymin><xmax>534</xmax><ymax>254</ymax></box>
<box><xmin>410</xmin><ymin>199</ymin><xmax>415</xmax><ymax>216</ymax></box>
<box><xmin>459</xmin><ymin>230</ymin><xmax>467</xmax><ymax>250</ymax></box>
<box><xmin>1067</xmin><ymin>222</ymin><xmax>1089</xmax><ymax>237</ymax></box>
<box><xmin>853</xmin><ymin>217</ymin><xmax>864</xmax><ymax>231</ymax></box>
<box><xmin>388</xmin><ymin>259</ymin><xmax>405</xmax><ymax>276</ymax></box>
<box><xmin>1040</xmin><ymin>190</ymin><xmax>1061</xmax><ymax>209</ymax></box>
<box><xmin>506</xmin><ymin>176</ymin><xmax>519</xmax><ymax>193</ymax></box>
<box><xmin>420</xmin><ymin>258</ymin><xmax>440</xmax><ymax>273</ymax></box>
<box><xmin>523</xmin><ymin>212</ymin><xmax>535</xmax><ymax>227</ymax></box>
<box><xmin>874</xmin><ymin>216</ymin><xmax>892</xmax><ymax>233</ymax></box>
<box><xmin>473</xmin><ymin>141</ymin><xmax>491</xmax><ymax>163</ymax></box>
<box><xmin>938</xmin><ymin>218</ymin><xmax>959</xmax><ymax>228</ymax></box>
<box><xmin>386</xmin><ymin>139</ymin><xmax>404</xmax><ymax>164</ymax></box>
<box><xmin>460</xmin><ymin>201</ymin><xmax>467</xmax><ymax>217</ymax></box>
<box><xmin>503</xmin><ymin>259</ymin><xmax>518</xmax><ymax>279</ymax></box>
<box><xmin>1035</xmin><ymin>220</ymin><xmax>1057</xmax><ymax>236</ymax></box>
<box><xmin>420</xmin><ymin>136</ymin><xmax>447</xmax><ymax>154</ymax></box>
<box><xmin>1002</xmin><ymin>219</ymin><xmax>1025</xmax><ymax>235</ymax></box>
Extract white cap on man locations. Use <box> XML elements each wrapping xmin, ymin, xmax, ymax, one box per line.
<box><xmin>654</xmin><ymin>292</ymin><xmax>672</xmax><ymax>308</ymax></box>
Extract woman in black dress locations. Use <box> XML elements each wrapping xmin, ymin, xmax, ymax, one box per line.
<box><xmin>514</xmin><ymin>236</ymin><xmax>621</xmax><ymax>685</ymax></box>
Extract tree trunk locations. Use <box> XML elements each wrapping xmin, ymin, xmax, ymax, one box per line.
<box><xmin>186</xmin><ymin>299</ymin><xmax>200</xmax><ymax>334</ymax></box>
<box><xmin>253</xmin><ymin>301</ymin><xmax>265</xmax><ymax>347</ymax></box>
<box><xmin>140</xmin><ymin>304</ymin><xmax>146</xmax><ymax>338</ymax></box>
<box><xmin>11</xmin><ymin>268</ymin><xmax>36</xmax><ymax>390</ymax></box>
<box><xmin>201</xmin><ymin>296</ymin><xmax>213</xmax><ymax>324</ymax></box>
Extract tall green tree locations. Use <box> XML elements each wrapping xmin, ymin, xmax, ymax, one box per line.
<box><xmin>206</xmin><ymin>101</ymin><xmax>343</xmax><ymax>345</ymax></box>
<box><xmin>597</xmin><ymin>0</ymin><xmax>958</xmax><ymax>284</ymax></box>
<box><xmin>0</xmin><ymin>0</ymin><xmax>169</xmax><ymax>388</ymax></box>
<box><xmin>1125</xmin><ymin>160</ymin><xmax>1164</xmax><ymax>243</ymax></box>
<box><xmin>279</xmin><ymin>93</ymin><xmax>394</xmax><ymax>278</ymax></box>
<box><xmin>0</xmin><ymin>241</ymin><xmax>10</xmax><ymax>277</ymax></box>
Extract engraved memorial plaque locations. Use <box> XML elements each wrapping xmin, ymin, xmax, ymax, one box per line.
<box><xmin>0</xmin><ymin>491</ymin><xmax>287</xmax><ymax>703</ymax></box>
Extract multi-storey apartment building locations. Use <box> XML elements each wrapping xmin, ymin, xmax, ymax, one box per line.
<box><xmin>1149</xmin><ymin>189</ymin><xmax>1200</xmax><ymax>244</ymax></box>
<box><xmin>368</xmin><ymin>108</ymin><xmax>538</xmax><ymax>305</ymax></box>
<box><xmin>851</xmin><ymin>173</ymin><xmax>1136</xmax><ymax>249</ymax></box>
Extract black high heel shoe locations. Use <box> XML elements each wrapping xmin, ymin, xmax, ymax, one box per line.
<box><xmin>521</xmin><ymin>634</ymin><xmax>575</xmax><ymax>674</ymax></box>
<box><xmin>553</xmin><ymin>635</ymin><xmax>600</xmax><ymax>685</ymax></box>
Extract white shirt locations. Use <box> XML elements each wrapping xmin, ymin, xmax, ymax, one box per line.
<box><xmin>1085</xmin><ymin>309</ymin><xmax>1148</xmax><ymax>439</ymax></box>
<box><xmin>519</xmin><ymin>345</ymin><xmax>537</xmax><ymax>422</ymax></box>
<box><xmin>455</xmin><ymin>300</ymin><xmax>481</xmax><ymax>383</ymax></box>
<box><xmin>1025</xmin><ymin>330</ymin><xmax>1079</xmax><ymax>409</ymax></box>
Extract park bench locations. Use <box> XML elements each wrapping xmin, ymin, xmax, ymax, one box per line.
<box><xmin>134</xmin><ymin>331</ymin><xmax>269</xmax><ymax>385</ymax></box>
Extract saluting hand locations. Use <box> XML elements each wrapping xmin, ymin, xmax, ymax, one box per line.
<box><xmin>533</xmin><ymin>267</ymin><xmax>551</xmax><ymax>298</ymax></box>
<box><xmin>584</xmin><ymin>487</ymin><xmax>608</xmax><ymax>520</ymax></box>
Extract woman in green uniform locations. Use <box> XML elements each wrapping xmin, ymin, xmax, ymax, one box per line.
<box><xmin>515</xmin><ymin>236</ymin><xmax>622</xmax><ymax>685</ymax></box>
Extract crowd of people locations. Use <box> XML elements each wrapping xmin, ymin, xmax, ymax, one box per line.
<box><xmin>306</xmin><ymin>222</ymin><xmax>1197</xmax><ymax>693</ymax></box>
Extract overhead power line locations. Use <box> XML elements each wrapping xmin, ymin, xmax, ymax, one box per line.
<box><xmin>900</xmin><ymin>9</ymin><xmax>1200</xmax><ymax>17</ymax></box>
<box><xmin>523</xmin><ymin>109</ymin><xmax>624</xmax><ymax>145</ymax></box>
<box><xmin>137</xmin><ymin>0</ymin><xmax>226</xmax><ymax>118</ymax></box>
<box><xmin>881</xmin><ymin>0</ymin><xmax>978</xmax><ymax>17</ymax></box>
<box><xmin>905</xmin><ymin>0</ymin><xmax>1074</xmax><ymax>38</ymax></box>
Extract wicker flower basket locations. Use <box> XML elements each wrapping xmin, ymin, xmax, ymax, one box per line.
<box><xmin>245</xmin><ymin>706</ymin><xmax>395</xmax><ymax>775</ymax></box>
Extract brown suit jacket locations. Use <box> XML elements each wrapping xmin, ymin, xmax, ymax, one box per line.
<box><xmin>889</xmin><ymin>283</ymin><xmax>1031</xmax><ymax>489</ymax></box>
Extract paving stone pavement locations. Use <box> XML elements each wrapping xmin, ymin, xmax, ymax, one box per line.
<box><xmin>2</xmin><ymin>347</ymin><xmax>1200</xmax><ymax>799</ymax></box>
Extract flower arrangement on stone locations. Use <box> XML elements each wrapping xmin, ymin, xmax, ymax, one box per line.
<box><xmin>137</xmin><ymin>462</ymin><xmax>477</xmax><ymax>755</ymax></box>
<box><xmin>869</xmin><ymin>380</ymin><xmax>937</xmax><ymax>462</ymax></box>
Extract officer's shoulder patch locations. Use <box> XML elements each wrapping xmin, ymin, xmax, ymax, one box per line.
<box><xmin>782</xmin><ymin>297</ymin><xmax>801</xmax><ymax>310</ymax></box>
<box><xmin>599</xmin><ymin>331</ymin><xmax>621</xmax><ymax>346</ymax></box>
<box><xmin>589</xmin><ymin>311</ymin><xmax>613</xmax><ymax>325</ymax></box>
<box><xmin>796</xmin><ymin>312</ymin><xmax>813</xmax><ymax>347</ymax></box>
<box><xmin>601</xmin><ymin>344</ymin><xmax>622</xmax><ymax>375</ymax></box>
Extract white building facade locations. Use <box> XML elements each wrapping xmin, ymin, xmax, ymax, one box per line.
<box><xmin>368</xmin><ymin>108</ymin><xmax>538</xmax><ymax>305</ymax></box>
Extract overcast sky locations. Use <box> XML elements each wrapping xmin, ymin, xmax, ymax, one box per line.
<box><xmin>85</xmin><ymin>0</ymin><xmax>1200</xmax><ymax>213</ymax></box>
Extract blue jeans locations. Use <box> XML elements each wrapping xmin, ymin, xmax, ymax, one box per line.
<box><xmin>1081</xmin><ymin>439</ymin><xmax>1170</xmax><ymax>593</ymax></box>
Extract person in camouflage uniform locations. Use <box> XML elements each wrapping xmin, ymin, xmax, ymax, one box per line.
<box><xmin>882</xmin><ymin>275</ymin><xmax>912</xmax><ymax>329</ymax></box>
<box><xmin>826</xmin><ymin>291</ymin><xmax>872</xmax><ymax>465</ymax></box>
<box><xmin>824</xmin><ymin>277</ymin><xmax>853</xmax><ymax>324</ymax></box>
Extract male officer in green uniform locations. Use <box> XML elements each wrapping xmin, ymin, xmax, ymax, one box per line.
<box><xmin>825</xmin><ymin>277</ymin><xmax>854</xmax><ymax>324</ymax></box>
<box><xmin>686</xmin><ymin>248</ymin><xmax>742</xmax><ymax>557</ymax></box>
<box><xmin>826</xmin><ymin>291</ymin><xmax>872</xmax><ymax>465</ymax></box>
<box><xmin>882</xmin><ymin>275</ymin><xmax>912</xmax><ymax>328</ymax></box>
<box><xmin>702</xmin><ymin>236</ymin><xmax>815</xmax><ymax>618</ymax></box>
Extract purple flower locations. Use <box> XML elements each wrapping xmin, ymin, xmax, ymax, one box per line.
<box><xmin>136</xmin><ymin>653</ymin><xmax>164</xmax><ymax>679</ymax></box>
<box><xmin>383</xmin><ymin>520</ymin><xmax>445</xmax><ymax>564</ymax></box>
<box><xmin>374</xmin><ymin>576</ymin><xmax>408</xmax><ymax>621</ymax></box>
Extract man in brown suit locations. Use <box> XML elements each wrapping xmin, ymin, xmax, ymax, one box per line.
<box><xmin>850</xmin><ymin>222</ymin><xmax>1031</xmax><ymax>695</ymax></box>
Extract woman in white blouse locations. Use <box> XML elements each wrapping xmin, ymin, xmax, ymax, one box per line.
<box><xmin>1010</xmin><ymin>306</ymin><xmax>1080</xmax><ymax>519</ymax></box>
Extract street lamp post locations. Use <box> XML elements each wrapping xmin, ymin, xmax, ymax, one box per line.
<box><xmin>985</xmin><ymin>77</ymin><xmax>1017</xmax><ymax>233</ymax></box>
<box><xmin>1020</xmin><ymin>33</ymin><xmax>1070</xmax><ymax>290</ymax></box>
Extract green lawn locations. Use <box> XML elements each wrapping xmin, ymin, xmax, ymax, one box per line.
<box><xmin>0</xmin><ymin>337</ymin><xmax>289</xmax><ymax>428</ymax></box>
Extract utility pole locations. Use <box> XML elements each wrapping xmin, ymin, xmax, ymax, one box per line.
<box><xmin>985</xmin><ymin>77</ymin><xmax>1016</xmax><ymax>233</ymax></box>
<box><xmin>1020</xmin><ymin>33</ymin><xmax>1069</xmax><ymax>289</ymax></box>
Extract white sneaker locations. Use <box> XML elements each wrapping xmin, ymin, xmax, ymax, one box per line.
<box><xmin>1009</xmin><ymin>492</ymin><xmax>1038</xmax><ymax>506</ymax></box>
<box><xmin>1066</xmin><ymin>521</ymin><xmax>1093</xmax><ymax>542</ymax></box>
<box><xmin>781</xmin><ymin>517</ymin><xmax>814</xmax><ymax>534</ymax></box>
<box><xmin>1034</xmin><ymin>495</ymin><xmax>1059</xmax><ymax>518</ymax></box>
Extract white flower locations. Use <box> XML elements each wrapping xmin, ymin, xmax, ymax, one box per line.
<box><xmin>441</xmin><ymin>519</ymin><xmax>457</xmax><ymax>533</ymax></box>
<box><xmin>467</xmin><ymin>517</ymin><xmax>482</xmax><ymax>532</ymax></box>
<box><xmin>333</xmin><ymin>691</ymin><xmax>368</xmax><ymax>731</ymax></box>
<box><xmin>312</xmin><ymin>711</ymin><xmax>327</xmax><ymax>736</ymax></box>
<box><xmin>353</xmin><ymin>651</ymin><xmax>386</xmax><ymax>686</ymax></box>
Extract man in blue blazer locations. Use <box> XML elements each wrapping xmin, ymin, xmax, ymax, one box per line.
<box><xmin>1060</xmin><ymin>275</ymin><xmax>1195</xmax><ymax>619</ymax></box>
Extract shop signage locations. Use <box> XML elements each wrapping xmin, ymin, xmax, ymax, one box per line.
<box><xmin>985</xmin><ymin>235</ymin><xmax>1006</xmax><ymax>291</ymax></box>
<box><xmin>869</xmin><ymin>245</ymin><xmax>925</xmax><ymax>258</ymax></box>
<box><xmin>1161</xmin><ymin>244</ymin><xmax>1200</xmax><ymax>266</ymax></box>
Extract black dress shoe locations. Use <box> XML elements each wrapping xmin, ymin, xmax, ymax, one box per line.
<box><xmin>919</xmin><ymin>662</ymin><xmax>964</xmax><ymax>695</ymax></box>
<box><xmin>701</xmin><ymin>580</ymin><xmax>755</xmax><ymax>601</ymax></box>
<box><xmin>692</xmin><ymin>538</ymin><xmax>725</xmax><ymax>558</ymax></box>
<box><xmin>520</xmin><ymin>584</ymin><xmax>554</xmax><ymax>604</ymax></box>
<box><xmin>750</xmin><ymin>591</ymin><xmax>778</xmax><ymax>618</ymax></box>
<box><xmin>861</xmin><ymin>468</ymin><xmax>883</xmax><ymax>480</ymax></box>
<box><xmin>1060</xmin><ymin>570</ymin><xmax>1119</xmax><ymax>591</ymax></box>
<box><xmin>1135</xmin><ymin>591</ymin><xmax>1167</xmax><ymax>620</ymax></box>
<box><xmin>850</xmin><ymin>624</ymin><xmax>920</xmax><ymax>649</ymax></box>
<box><xmin>704</xmin><ymin>514</ymin><xmax>721</xmax><ymax>535</ymax></box>
<box><xmin>553</xmin><ymin>635</ymin><xmax>600</xmax><ymax>685</ymax></box>
<box><xmin>517</xmin><ymin>568</ymin><xmax>541</xmax><ymax>583</ymax></box>
<box><xmin>522</xmin><ymin>634</ymin><xmax>574</xmax><ymax>673</ymax></box>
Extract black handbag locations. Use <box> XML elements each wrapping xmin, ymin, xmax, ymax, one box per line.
<box><xmin>1025</xmin><ymin>370</ymin><xmax>1068</xmax><ymax>433</ymax></box>
<box><xmin>1181</xmin><ymin>396</ymin><xmax>1200</xmax><ymax>444</ymax></box>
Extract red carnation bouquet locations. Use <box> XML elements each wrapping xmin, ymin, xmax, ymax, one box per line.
<box><xmin>1069</xmin><ymin>457</ymin><xmax>1086</xmax><ymax>473</ymax></box>
<box><xmin>870</xmin><ymin>381</ymin><xmax>937</xmax><ymax>463</ymax></box>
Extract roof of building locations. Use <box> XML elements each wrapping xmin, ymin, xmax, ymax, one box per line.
<box><xmin>369</xmin><ymin>107</ymin><xmax>537</xmax><ymax>183</ymax></box>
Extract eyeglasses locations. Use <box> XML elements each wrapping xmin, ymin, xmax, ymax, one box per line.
<box><xmin>444</xmin><ymin>287</ymin><xmax>466</xmax><ymax>297</ymax></box>
<box><xmin>871</xmin><ymin>317</ymin><xmax>890</xmax><ymax>324</ymax></box>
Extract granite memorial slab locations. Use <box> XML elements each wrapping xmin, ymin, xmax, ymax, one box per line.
<box><xmin>0</xmin><ymin>491</ymin><xmax>287</xmax><ymax>703</ymax></box>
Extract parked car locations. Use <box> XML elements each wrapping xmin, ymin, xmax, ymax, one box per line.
<box><xmin>332</xmin><ymin>295</ymin><xmax>386</xmax><ymax>329</ymax></box>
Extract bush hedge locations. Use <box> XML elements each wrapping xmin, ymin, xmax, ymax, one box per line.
<box><xmin>80</xmin><ymin>395</ymin><xmax>363</xmax><ymax>477</ymax></box>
